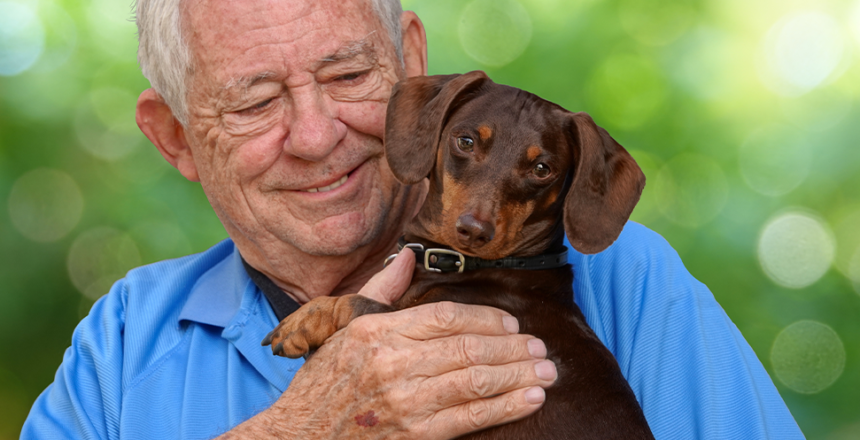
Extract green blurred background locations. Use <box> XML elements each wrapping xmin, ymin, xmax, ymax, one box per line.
<box><xmin>1</xmin><ymin>0</ymin><xmax>858</xmax><ymax>437</ymax></box>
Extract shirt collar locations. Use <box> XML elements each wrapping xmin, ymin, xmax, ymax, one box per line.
<box><xmin>179</xmin><ymin>243</ymin><xmax>250</xmax><ymax>328</ymax></box>
<box><xmin>177</xmin><ymin>241</ymin><xmax>303</xmax><ymax>390</ymax></box>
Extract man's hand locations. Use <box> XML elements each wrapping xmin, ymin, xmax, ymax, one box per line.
<box><xmin>222</xmin><ymin>251</ymin><xmax>557</xmax><ymax>439</ymax></box>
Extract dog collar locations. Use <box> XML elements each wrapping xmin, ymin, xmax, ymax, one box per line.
<box><xmin>385</xmin><ymin>236</ymin><xmax>568</xmax><ymax>273</ymax></box>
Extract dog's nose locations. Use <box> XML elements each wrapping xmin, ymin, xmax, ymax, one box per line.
<box><xmin>456</xmin><ymin>214</ymin><xmax>495</xmax><ymax>248</ymax></box>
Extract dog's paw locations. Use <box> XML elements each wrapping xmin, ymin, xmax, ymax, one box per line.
<box><xmin>261</xmin><ymin>317</ymin><xmax>317</xmax><ymax>358</ymax></box>
<box><xmin>261</xmin><ymin>296</ymin><xmax>343</xmax><ymax>358</ymax></box>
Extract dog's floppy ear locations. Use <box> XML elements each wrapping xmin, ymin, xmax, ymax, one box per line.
<box><xmin>384</xmin><ymin>71</ymin><xmax>489</xmax><ymax>184</ymax></box>
<box><xmin>563</xmin><ymin>112</ymin><xmax>645</xmax><ymax>254</ymax></box>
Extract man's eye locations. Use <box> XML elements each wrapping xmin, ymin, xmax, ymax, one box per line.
<box><xmin>240</xmin><ymin>98</ymin><xmax>274</xmax><ymax>114</ymax></box>
<box><xmin>336</xmin><ymin>71</ymin><xmax>367</xmax><ymax>82</ymax></box>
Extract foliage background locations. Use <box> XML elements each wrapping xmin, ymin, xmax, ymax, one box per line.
<box><xmin>1</xmin><ymin>0</ymin><xmax>859</xmax><ymax>437</ymax></box>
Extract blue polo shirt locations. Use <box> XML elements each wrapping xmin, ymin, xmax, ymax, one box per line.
<box><xmin>22</xmin><ymin>222</ymin><xmax>804</xmax><ymax>439</ymax></box>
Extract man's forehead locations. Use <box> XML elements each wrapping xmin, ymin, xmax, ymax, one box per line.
<box><xmin>182</xmin><ymin>0</ymin><xmax>392</xmax><ymax>97</ymax></box>
<box><xmin>184</xmin><ymin>0</ymin><xmax>381</xmax><ymax>47</ymax></box>
<box><xmin>321</xmin><ymin>37</ymin><xmax>378</xmax><ymax>65</ymax></box>
<box><xmin>221</xmin><ymin>36</ymin><xmax>380</xmax><ymax>93</ymax></box>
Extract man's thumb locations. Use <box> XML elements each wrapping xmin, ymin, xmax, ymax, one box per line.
<box><xmin>359</xmin><ymin>250</ymin><xmax>415</xmax><ymax>305</ymax></box>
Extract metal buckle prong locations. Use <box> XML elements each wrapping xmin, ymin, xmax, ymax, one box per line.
<box><xmin>384</xmin><ymin>243</ymin><xmax>426</xmax><ymax>268</ymax></box>
<box><xmin>424</xmin><ymin>248</ymin><xmax>466</xmax><ymax>273</ymax></box>
<box><xmin>403</xmin><ymin>243</ymin><xmax>425</xmax><ymax>253</ymax></box>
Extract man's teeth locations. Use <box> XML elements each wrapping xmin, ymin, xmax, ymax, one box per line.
<box><xmin>304</xmin><ymin>175</ymin><xmax>348</xmax><ymax>193</ymax></box>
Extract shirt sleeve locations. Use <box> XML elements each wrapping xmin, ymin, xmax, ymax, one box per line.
<box><xmin>21</xmin><ymin>280</ymin><xmax>127</xmax><ymax>440</ymax></box>
<box><xmin>569</xmin><ymin>221</ymin><xmax>804</xmax><ymax>439</ymax></box>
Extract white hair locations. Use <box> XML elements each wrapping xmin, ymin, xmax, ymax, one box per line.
<box><xmin>135</xmin><ymin>0</ymin><xmax>404</xmax><ymax>126</ymax></box>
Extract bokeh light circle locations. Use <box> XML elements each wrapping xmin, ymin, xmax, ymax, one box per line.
<box><xmin>74</xmin><ymin>88</ymin><xmax>144</xmax><ymax>161</ymax></box>
<box><xmin>833</xmin><ymin>208</ymin><xmax>860</xmax><ymax>281</ymax></box>
<box><xmin>829</xmin><ymin>422</ymin><xmax>860</xmax><ymax>440</ymax></box>
<box><xmin>528</xmin><ymin>0</ymin><xmax>598</xmax><ymax>30</ymax></box>
<box><xmin>850</xmin><ymin>0</ymin><xmax>860</xmax><ymax>49</ymax></box>
<box><xmin>130</xmin><ymin>220</ymin><xmax>193</xmax><ymax>263</ymax></box>
<box><xmin>771</xmin><ymin>320</ymin><xmax>845</xmax><ymax>394</ymax></box>
<box><xmin>654</xmin><ymin>154</ymin><xmax>728</xmax><ymax>228</ymax></box>
<box><xmin>739</xmin><ymin>126</ymin><xmax>811</xmax><ymax>197</ymax></box>
<box><xmin>780</xmin><ymin>87</ymin><xmax>852</xmax><ymax>133</ymax></box>
<box><xmin>618</xmin><ymin>0</ymin><xmax>695</xmax><ymax>46</ymax></box>
<box><xmin>0</xmin><ymin>1</ymin><xmax>45</xmax><ymax>76</ymax></box>
<box><xmin>849</xmin><ymin>247</ymin><xmax>860</xmax><ymax>294</ymax></box>
<box><xmin>669</xmin><ymin>27</ymin><xmax>734</xmax><ymax>101</ymax></box>
<box><xmin>587</xmin><ymin>53</ymin><xmax>667</xmax><ymax>130</ymax></box>
<box><xmin>458</xmin><ymin>0</ymin><xmax>532</xmax><ymax>67</ymax></box>
<box><xmin>110</xmin><ymin>144</ymin><xmax>171</xmax><ymax>185</ymax></box>
<box><xmin>67</xmin><ymin>227</ymin><xmax>142</xmax><ymax>300</ymax></box>
<box><xmin>8</xmin><ymin>168</ymin><xmax>84</xmax><ymax>243</ymax></box>
<box><xmin>760</xmin><ymin>11</ymin><xmax>847</xmax><ymax>96</ymax></box>
<box><xmin>30</xmin><ymin>1</ymin><xmax>77</xmax><ymax>73</ymax></box>
<box><xmin>627</xmin><ymin>149</ymin><xmax>661</xmax><ymax>224</ymax></box>
<box><xmin>86</xmin><ymin>0</ymin><xmax>140</xmax><ymax>57</ymax></box>
<box><xmin>757</xmin><ymin>211</ymin><xmax>834</xmax><ymax>289</ymax></box>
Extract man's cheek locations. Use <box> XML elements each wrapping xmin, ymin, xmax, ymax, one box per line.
<box><xmin>340</xmin><ymin>100</ymin><xmax>388</xmax><ymax>140</ymax></box>
<box><xmin>215</xmin><ymin>126</ymin><xmax>286</xmax><ymax>181</ymax></box>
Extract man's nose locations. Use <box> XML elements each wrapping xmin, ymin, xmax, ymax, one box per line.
<box><xmin>284</xmin><ymin>90</ymin><xmax>347</xmax><ymax>162</ymax></box>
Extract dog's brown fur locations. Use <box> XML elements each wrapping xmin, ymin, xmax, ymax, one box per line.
<box><xmin>264</xmin><ymin>71</ymin><xmax>652</xmax><ymax>439</ymax></box>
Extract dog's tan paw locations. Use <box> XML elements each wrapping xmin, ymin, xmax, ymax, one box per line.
<box><xmin>261</xmin><ymin>319</ymin><xmax>317</xmax><ymax>358</ymax></box>
<box><xmin>261</xmin><ymin>296</ymin><xmax>344</xmax><ymax>358</ymax></box>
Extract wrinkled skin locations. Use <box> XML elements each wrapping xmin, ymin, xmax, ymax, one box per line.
<box><xmin>144</xmin><ymin>0</ymin><xmax>422</xmax><ymax>301</ymax></box>
<box><xmin>135</xmin><ymin>0</ymin><xmax>556</xmax><ymax>438</ymax></box>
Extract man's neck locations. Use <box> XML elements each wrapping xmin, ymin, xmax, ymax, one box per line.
<box><xmin>253</xmin><ymin>235</ymin><xmax>400</xmax><ymax>304</ymax></box>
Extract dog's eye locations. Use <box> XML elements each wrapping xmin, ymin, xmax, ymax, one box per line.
<box><xmin>457</xmin><ymin>137</ymin><xmax>474</xmax><ymax>153</ymax></box>
<box><xmin>533</xmin><ymin>163</ymin><xmax>551</xmax><ymax>178</ymax></box>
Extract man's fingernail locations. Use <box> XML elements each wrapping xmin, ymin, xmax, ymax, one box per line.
<box><xmin>527</xmin><ymin>339</ymin><xmax>547</xmax><ymax>358</ymax></box>
<box><xmin>524</xmin><ymin>387</ymin><xmax>545</xmax><ymax>404</ymax></box>
<box><xmin>502</xmin><ymin>316</ymin><xmax>519</xmax><ymax>334</ymax></box>
<box><xmin>534</xmin><ymin>360</ymin><xmax>557</xmax><ymax>381</ymax></box>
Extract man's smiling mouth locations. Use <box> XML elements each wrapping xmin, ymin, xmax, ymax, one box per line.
<box><xmin>302</xmin><ymin>173</ymin><xmax>349</xmax><ymax>193</ymax></box>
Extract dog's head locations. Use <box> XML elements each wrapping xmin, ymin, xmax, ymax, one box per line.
<box><xmin>385</xmin><ymin>71</ymin><xmax>645</xmax><ymax>259</ymax></box>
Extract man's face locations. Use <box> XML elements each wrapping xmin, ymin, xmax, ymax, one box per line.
<box><xmin>180</xmin><ymin>0</ymin><xmax>409</xmax><ymax>256</ymax></box>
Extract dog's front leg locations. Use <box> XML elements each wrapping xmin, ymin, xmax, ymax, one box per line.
<box><xmin>262</xmin><ymin>294</ymin><xmax>394</xmax><ymax>358</ymax></box>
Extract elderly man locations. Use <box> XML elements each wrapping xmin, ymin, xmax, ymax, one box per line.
<box><xmin>23</xmin><ymin>0</ymin><xmax>803</xmax><ymax>438</ymax></box>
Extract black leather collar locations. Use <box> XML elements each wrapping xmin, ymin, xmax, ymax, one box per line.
<box><xmin>390</xmin><ymin>236</ymin><xmax>568</xmax><ymax>273</ymax></box>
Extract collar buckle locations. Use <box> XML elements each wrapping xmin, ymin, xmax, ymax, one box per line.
<box><xmin>384</xmin><ymin>243</ymin><xmax>426</xmax><ymax>268</ymax></box>
<box><xmin>425</xmin><ymin>248</ymin><xmax>466</xmax><ymax>273</ymax></box>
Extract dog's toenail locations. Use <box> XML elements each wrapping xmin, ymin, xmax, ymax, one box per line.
<box><xmin>261</xmin><ymin>331</ymin><xmax>274</xmax><ymax>346</ymax></box>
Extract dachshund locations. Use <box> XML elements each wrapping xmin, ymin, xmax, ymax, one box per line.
<box><xmin>262</xmin><ymin>71</ymin><xmax>653</xmax><ymax>439</ymax></box>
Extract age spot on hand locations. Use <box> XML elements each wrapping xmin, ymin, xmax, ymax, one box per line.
<box><xmin>355</xmin><ymin>410</ymin><xmax>379</xmax><ymax>427</ymax></box>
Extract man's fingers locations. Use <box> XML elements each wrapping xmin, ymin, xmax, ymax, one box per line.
<box><xmin>420</xmin><ymin>359</ymin><xmax>557</xmax><ymax>410</ymax></box>
<box><xmin>428</xmin><ymin>387</ymin><xmax>546</xmax><ymax>439</ymax></box>
<box><xmin>358</xmin><ymin>249</ymin><xmax>415</xmax><ymax>305</ymax></box>
<box><xmin>391</xmin><ymin>301</ymin><xmax>519</xmax><ymax>340</ymax></box>
<box><xmin>412</xmin><ymin>334</ymin><xmax>546</xmax><ymax>375</ymax></box>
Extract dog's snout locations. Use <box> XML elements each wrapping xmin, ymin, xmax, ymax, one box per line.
<box><xmin>456</xmin><ymin>214</ymin><xmax>495</xmax><ymax>248</ymax></box>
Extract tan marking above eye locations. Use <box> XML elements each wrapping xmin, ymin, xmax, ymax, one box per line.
<box><xmin>527</xmin><ymin>145</ymin><xmax>542</xmax><ymax>161</ymax></box>
<box><xmin>478</xmin><ymin>125</ymin><xmax>493</xmax><ymax>141</ymax></box>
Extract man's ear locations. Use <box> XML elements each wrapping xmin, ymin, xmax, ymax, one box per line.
<box><xmin>563</xmin><ymin>112</ymin><xmax>645</xmax><ymax>254</ymax></box>
<box><xmin>136</xmin><ymin>88</ymin><xmax>200</xmax><ymax>182</ymax></box>
<box><xmin>400</xmin><ymin>11</ymin><xmax>428</xmax><ymax>78</ymax></box>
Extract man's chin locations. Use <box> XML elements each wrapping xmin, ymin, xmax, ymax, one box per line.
<box><xmin>280</xmin><ymin>213</ymin><xmax>387</xmax><ymax>257</ymax></box>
